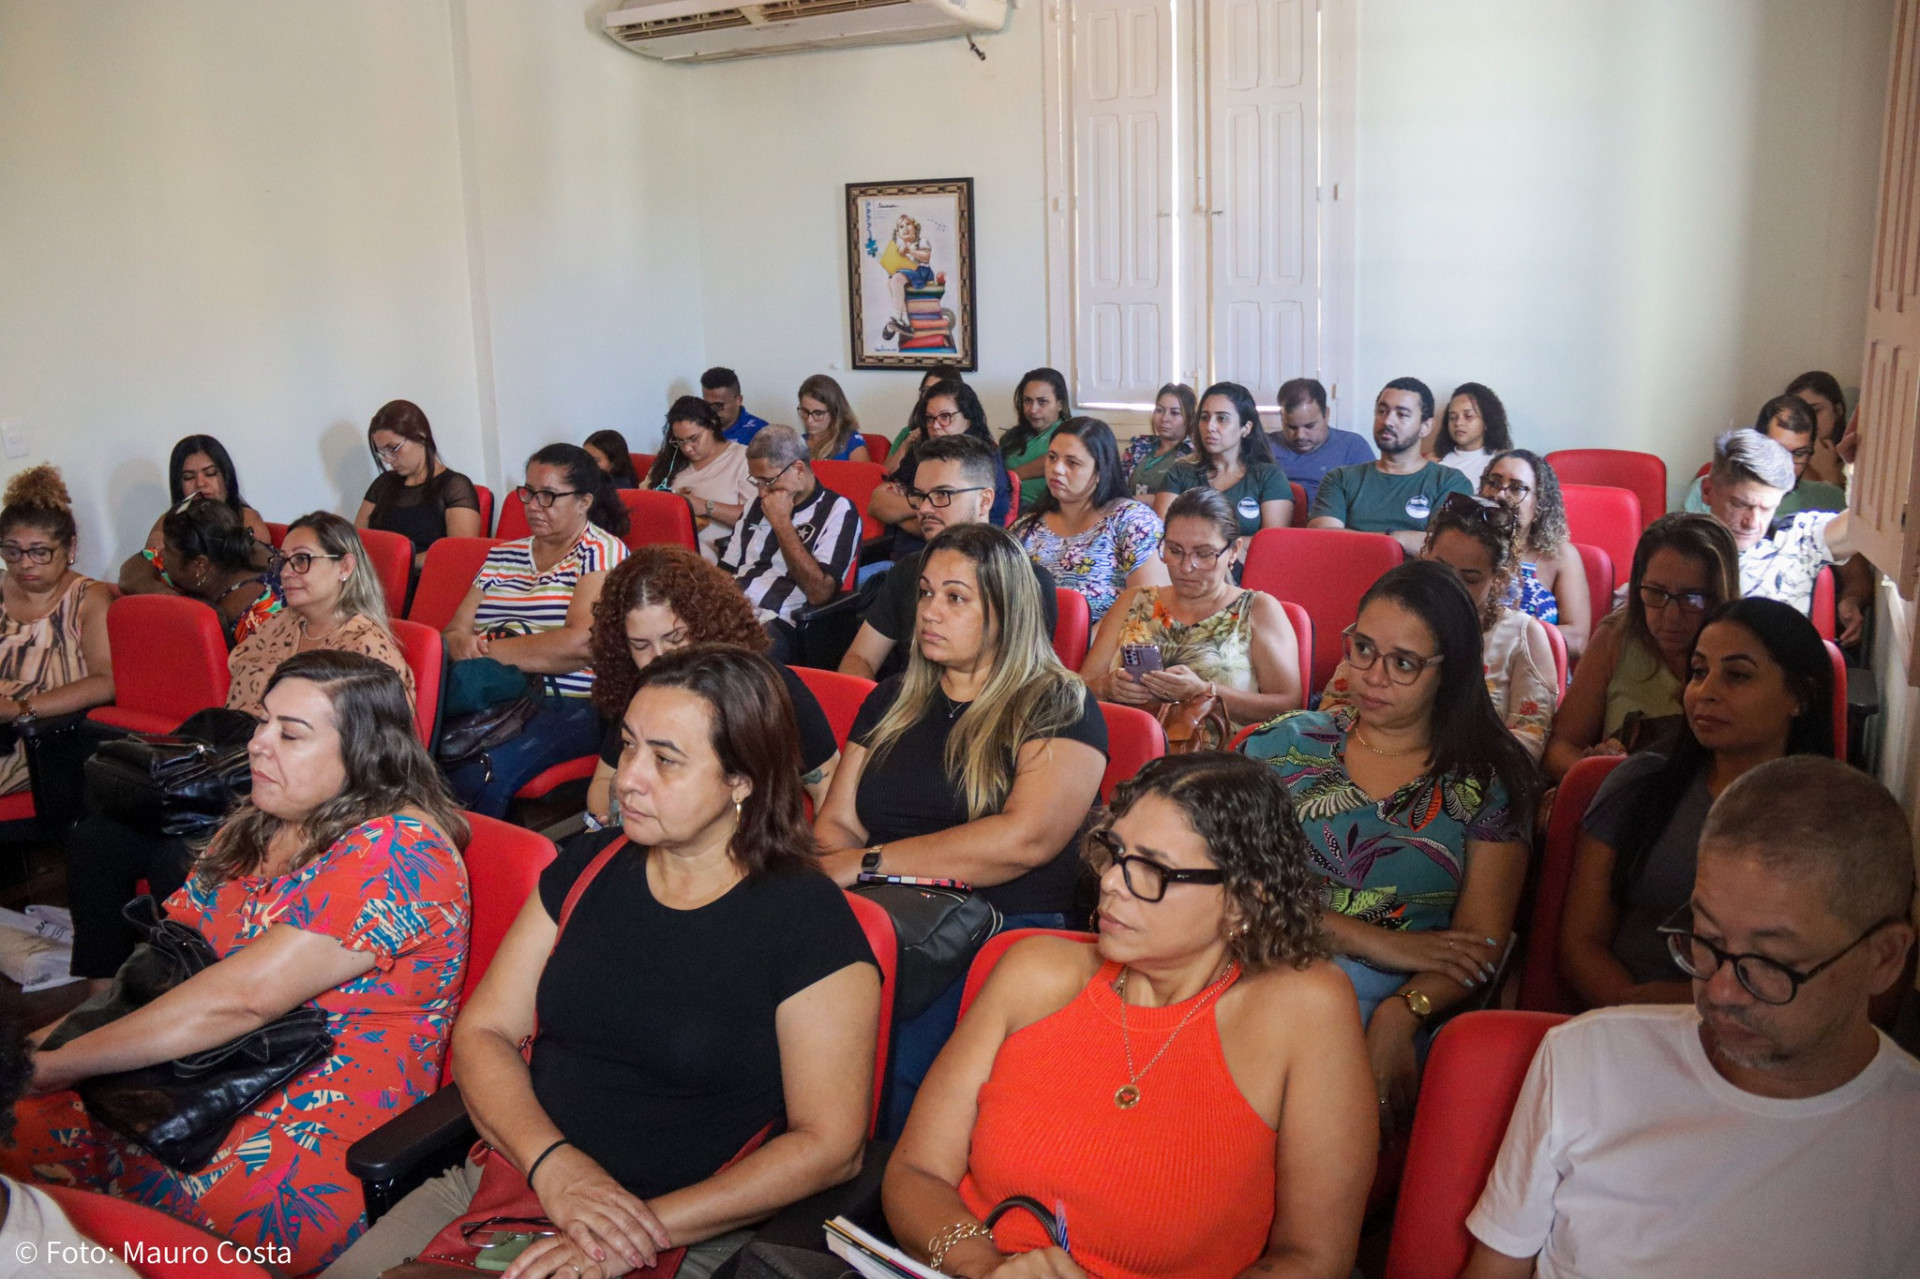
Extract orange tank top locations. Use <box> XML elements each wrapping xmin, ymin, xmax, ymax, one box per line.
<box><xmin>957</xmin><ymin>959</ymin><xmax>1277</xmax><ymax>1279</ymax></box>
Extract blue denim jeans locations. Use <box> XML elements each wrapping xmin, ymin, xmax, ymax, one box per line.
<box><xmin>447</xmin><ymin>697</ymin><xmax>601</xmax><ymax>820</ymax></box>
<box><xmin>881</xmin><ymin>910</ymin><xmax>1068</xmax><ymax>1139</ymax></box>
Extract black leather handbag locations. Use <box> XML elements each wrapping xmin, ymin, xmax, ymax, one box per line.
<box><xmin>850</xmin><ymin>880</ymin><xmax>1002</xmax><ymax>1020</ymax></box>
<box><xmin>82</xmin><ymin>736</ymin><xmax>252</xmax><ymax>838</ymax></box>
<box><xmin>41</xmin><ymin>897</ymin><xmax>334</xmax><ymax>1172</ymax></box>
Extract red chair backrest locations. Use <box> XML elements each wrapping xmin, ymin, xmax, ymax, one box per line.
<box><xmin>1516</xmin><ymin>754</ymin><xmax>1626</xmax><ymax>1013</ymax></box>
<box><xmin>1542</xmin><ymin>620</ymin><xmax>1569</xmax><ymax>696</ymax></box>
<box><xmin>813</xmin><ymin>459</ymin><xmax>889</xmax><ymax>543</ymax></box>
<box><xmin>1811</xmin><ymin>565</ymin><xmax>1837</xmax><ymax>640</ymax></box>
<box><xmin>1575</xmin><ymin>542</ymin><xmax>1615</xmax><ymax>621</ymax></box>
<box><xmin>1382</xmin><ymin>1010</ymin><xmax>1569</xmax><ymax>1279</ymax></box>
<box><xmin>1288</xmin><ymin>481</ymin><xmax>1309</xmax><ymax>527</ymax></box>
<box><xmin>792</xmin><ymin>666</ymin><xmax>877</xmax><ymax>751</ymax></box>
<box><xmin>1004</xmin><ymin>467</ymin><xmax>1021</xmax><ymax>527</ymax></box>
<box><xmin>861</xmin><ymin>433</ymin><xmax>892</xmax><ymax>463</ymax></box>
<box><xmin>264</xmin><ymin>522</ymin><xmax>288</xmax><ymax>548</ymax></box>
<box><xmin>1054</xmin><ymin>587</ymin><xmax>1092</xmax><ymax>669</ymax></box>
<box><xmin>495</xmin><ymin>489</ymin><xmax>531</xmax><ymax>540</ymax></box>
<box><xmin>89</xmin><ymin>595</ymin><xmax>232</xmax><ymax>734</ymax></box>
<box><xmin>1545</xmin><ymin>449</ymin><xmax>1667</xmax><ymax>530</ymax></box>
<box><xmin>1242</xmin><ymin>528</ymin><xmax>1403</xmax><ymax>689</ymax></box>
<box><xmin>1099</xmin><ymin>702</ymin><xmax>1166</xmax><ymax>802</ymax></box>
<box><xmin>457</xmin><ymin>814</ymin><xmax>557</xmax><ymax>1037</ymax></box>
<box><xmin>1826</xmin><ymin>639</ymin><xmax>1847</xmax><ymax>762</ymax></box>
<box><xmin>44</xmin><ymin>1184</ymin><xmax>276</xmax><ymax>1277</ymax></box>
<box><xmin>1227</xmin><ymin>721</ymin><xmax>1260</xmax><ymax>753</ymax></box>
<box><xmin>390</xmin><ymin>620</ymin><xmax>444</xmax><ymax>747</ymax></box>
<box><xmin>1561</xmin><ymin>485</ymin><xmax>1641</xmax><ymax>592</ymax></box>
<box><xmin>474</xmin><ymin>484</ymin><xmax>495</xmax><ymax>536</ymax></box>
<box><xmin>619</xmin><ymin>489</ymin><xmax>698</xmax><ymax>553</ymax></box>
<box><xmin>630</xmin><ymin>453</ymin><xmax>654</xmax><ymax>480</ymax></box>
<box><xmin>843</xmin><ymin>892</ymin><xmax>897</xmax><ymax>1136</ymax></box>
<box><xmin>1695</xmin><ymin>460</ymin><xmax>1711</xmax><ymax>480</ymax></box>
<box><xmin>356</xmin><ymin>526</ymin><xmax>414</xmax><ymax>620</ymax></box>
<box><xmin>407</xmin><ymin>537</ymin><xmax>499</xmax><ymax>631</ymax></box>
<box><xmin>1279</xmin><ymin>599</ymin><xmax>1313</xmax><ymax>680</ymax></box>
<box><xmin>958</xmin><ymin>927</ymin><xmax>1097</xmax><ymax>1019</ymax></box>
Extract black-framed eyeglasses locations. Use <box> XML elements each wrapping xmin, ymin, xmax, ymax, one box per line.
<box><xmin>1657</xmin><ymin>906</ymin><xmax>1906</xmax><ymax>1006</ymax></box>
<box><xmin>747</xmin><ymin>460</ymin><xmax>801</xmax><ymax>490</ymax></box>
<box><xmin>1638</xmin><ymin>583</ymin><xmax>1713</xmax><ymax>614</ymax></box>
<box><xmin>0</xmin><ymin>544</ymin><xmax>60</xmax><ymax>565</ymax></box>
<box><xmin>926</xmin><ymin>409</ymin><xmax>964</xmax><ymax>430</ymax></box>
<box><xmin>797</xmin><ymin>405</ymin><xmax>832</xmax><ymax>424</ymax></box>
<box><xmin>1160</xmin><ymin>538</ymin><xmax>1230</xmax><ymax>568</ymax></box>
<box><xmin>1340</xmin><ymin>624</ymin><xmax>1445</xmax><ymax>685</ymax></box>
<box><xmin>275</xmin><ymin>551</ymin><xmax>342</xmax><ymax>575</ymax></box>
<box><xmin>514</xmin><ymin>485</ymin><xmax>583</xmax><ymax>508</ymax></box>
<box><xmin>1479</xmin><ymin>475</ymin><xmax>1532</xmax><ymax>500</ymax></box>
<box><xmin>904</xmin><ymin>485</ymin><xmax>987</xmax><ymax>509</ymax></box>
<box><xmin>1086</xmin><ymin>830</ymin><xmax>1225</xmax><ymax>903</ymax></box>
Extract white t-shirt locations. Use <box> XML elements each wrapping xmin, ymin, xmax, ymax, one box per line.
<box><xmin>1436</xmin><ymin>447</ymin><xmax>1493</xmax><ymax>488</ymax></box>
<box><xmin>0</xmin><ymin>1177</ymin><xmax>141</xmax><ymax>1278</ymax></box>
<box><xmin>1466</xmin><ymin>1005</ymin><xmax>1920</xmax><ymax>1279</ymax></box>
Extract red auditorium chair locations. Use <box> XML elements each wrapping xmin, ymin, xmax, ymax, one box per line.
<box><xmin>793</xmin><ymin>667</ymin><xmax>876</xmax><ymax>751</ymax></box>
<box><xmin>1545</xmin><ymin>448</ymin><xmax>1667</xmax><ymax>530</ymax></box>
<box><xmin>1382</xmin><ymin>1011</ymin><xmax>1568</xmax><ymax>1279</ymax></box>
<box><xmin>406</xmin><ymin>537</ymin><xmax>498</xmax><ymax>632</ymax></box>
<box><xmin>1279</xmin><ymin>601</ymin><xmax>1313</xmax><ymax>685</ymax></box>
<box><xmin>1825</xmin><ymin>639</ymin><xmax>1848</xmax><ymax>762</ymax></box>
<box><xmin>1811</xmin><ymin>565</ymin><xmax>1837</xmax><ymax>641</ymax></box>
<box><xmin>512</xmin><ymin>755</ymin><xmax>597</xmax><ymax>813</ymax></box>
<box><xmin>43</xmin><ymin>1185</ymin><xmax>274</xmax><ymax>1278</ymax></box>
<box><xmin>813</xmin><ymin>459</ymin><xmax>889</xmax><ymax>545</ymax></box>
<box><xmin>1516</xmin><ymin>755</ymin><xmax>1626</xmax><ymax>1013</ymax></box>
<box><xmin>1098</xmin><ymin>703</ymin><xmax>1166</xmax><ymax>802</ymax></box>
<box><xmin>959</xmin><ymin>927</ymin><xmax>1096</xmax><ymax>1018</ymax></box>
<box><xmin>843</xmin><ymin>892</ymin><xmax>897</xmax><ymax>1133</ymax></box>
<box><xmin>861</xmin><ymin>433</ymin><xmax>892</xmax><ymax>464</ymax></box>
<box><xmin>1241</xmin><ymin>528</ymin><xmax>1403</xmax><ymax>689</ymax></box>
<box><xmin>1542</xmin><ymin>621</ymin><xmax>1569</xmax><ymax>695</ymax></box>
<box><xmin>389</xmin><ymin>619</ymin><xmax>443</xmax><ymax>747</ymax></box>
<box><xmin>90</xmin><ymin>596</ymin><xmax>231</xmax><ymax>733</ymax></box>
<box><xmin>1004</xmin><ymin>468</ymin><xmax>1021</xmax><ymax>527</ymax></box>
<box><xmin>629</xmin><ymin>452</ymin><xmax>654</xmax><ymax>481</ymax></box>
<box><xmin>355</xmin><ymin>526</ymin><xmax>413</xmax><ymax>620</ymax></box>
<box><xmin>1575</xmin><ymin>542</ymin><xmax>1614</xmax><ymax>620</ymax></box>
<box><xmin>451</xmin><ymin>814</ymin><xmax>557</xmax><ymax>1079</ymax></box>
<box><xmin>619</xmin><ymin>489</ymin><xmax>698</xmax><ymax>553</ymax></box>
<box><xmin>264</xmin><ymin>522</ymin><xmax>288</xmax><ymax>548</ymax></box>
<box><xmin>472</xmin><ymin>484</ymin><xmax>494</xmax><ymax>536</ymax></box>
<box><xmin>1560</xmin><ymin>485</ymin><xmax>1640</xmax><ymax>592</ymax></box>
<box><xmin>494</xmin><ymin>488</ymin><xmax>531</xmax><ymax>541</ymax></box>
<box><xmin>1053</xmin><ymin>587</ymin><xmax>1091</xmax><ymax>669</ymax></box>
<box><xmin>1288</xmin><ymin>481</ymin><xmax>1309</xmax><ymax>527</ymax></box>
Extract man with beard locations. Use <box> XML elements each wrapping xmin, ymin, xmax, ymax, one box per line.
<box><xmin>1309</xmin><ymin>377</ymin><xmax>1472</xmax><ymax>553</ymax></box>
<box><xmin>1460</xmin><ymin>755</ymin><xmax>1920</xmax><ymax>1279</ymax></box>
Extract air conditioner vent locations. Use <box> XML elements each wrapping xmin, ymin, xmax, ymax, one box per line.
<box><xmin>603</xmin><ymin>0</ymin><xmax>1007</xmax><ymax>63</ymax></box>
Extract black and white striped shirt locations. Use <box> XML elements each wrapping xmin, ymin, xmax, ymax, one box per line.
<box><xmin>717</xmin><ymin>482</ymin><xmax>861</xmax><ymax>624</ymax></box>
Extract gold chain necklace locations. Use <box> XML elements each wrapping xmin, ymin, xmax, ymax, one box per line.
<box><xmin>1113</xmin><ymin>961</ymin><xmax>1236</xmax><ymax>1110</ymax></box>
<box><xmin>1351</xmin><ymin>722</ymin><xmax>1426</xmax><ymax>758</ymax></box>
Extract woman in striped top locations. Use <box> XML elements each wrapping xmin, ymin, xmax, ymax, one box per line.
<box><xmin>443</xmin><ymin>443</ymin><xmax>631</xmax><ymax>816</ymax></box>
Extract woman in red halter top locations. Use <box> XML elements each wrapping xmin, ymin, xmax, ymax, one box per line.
<box><xmin>884</xmin><ymin>753</ymin><xmax>1376</xmax><ymax>1279</ymax></box>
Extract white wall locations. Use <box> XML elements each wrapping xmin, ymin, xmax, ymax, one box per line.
<box><xmin>0</xmin><ymin>0</ymin><xmax>704</xmax><ymax>578</ymax></box>
<box><xmin>1354</xmin><ymin>0</ymin><xmax>1891</xmax><ymax>501</ymax></box>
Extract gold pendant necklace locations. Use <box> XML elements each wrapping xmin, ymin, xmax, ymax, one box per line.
<box><xmin>1114</xmin><ymin>960</ymin><xmax>1236</xmax><ymax>1110</ymax></box>
<box><xmin>1351</xmin><ymin>722</ymin><xmax>1426</xmax><ymax>758</ymax></box>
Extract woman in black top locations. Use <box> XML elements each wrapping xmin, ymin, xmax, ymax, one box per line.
<box><xmin>329</xmin><ymin>646</ymin><xmax>880</xmax><ymax>1279</ymax></box>
<box><xmin>815</xmin><ymin>521</ymin><xmax>1106</xmax><ymax>1133</ymax></box>
<box><xmin>117</xmin><ymin>435</ymin><xmax>273</xmax><ymax>596</ymax></box>
<box><xmin>354</xmin><ymin>399</ymin><xmax>483</xmax><ymax>568</ymax></box>
<box><xmin>584</xmin><ymin>429</ymin><xmax>641</xmax><ymax>488</ymax></box>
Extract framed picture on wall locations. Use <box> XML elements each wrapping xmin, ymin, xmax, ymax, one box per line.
<box><xmin>845</xmin><ymin>178</ymin><xmax>977</xmax><ymax>371</ymax></box>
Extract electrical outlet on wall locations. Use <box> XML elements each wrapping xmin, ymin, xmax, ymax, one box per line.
<box><xmin>0</xmin><ymin>422</ymin><xmax>26</xmax><ymax>460</ymax></box>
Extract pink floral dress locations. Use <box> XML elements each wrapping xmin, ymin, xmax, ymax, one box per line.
<box><xmin>4</xmin><ymin>815</ymin><xmax>469</xmax><ymax>1276</ymax></box>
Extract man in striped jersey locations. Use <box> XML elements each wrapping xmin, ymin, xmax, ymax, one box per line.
<box><xmin>719</xmin><ymin>425</ymin><xmax>861</xmax><ymax>663</ymax></box>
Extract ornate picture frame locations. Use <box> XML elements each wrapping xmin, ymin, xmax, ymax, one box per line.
<box><xmin>845</xmin><ymin>178</ymin><xmax>977</xmax><ymax>371</ymax></box>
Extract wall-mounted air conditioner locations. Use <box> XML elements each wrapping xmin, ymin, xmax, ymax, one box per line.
<box><xmin>602</xmin><ymin>0</ymin><xmax>1009</xmax><ymax>63</ymax></box>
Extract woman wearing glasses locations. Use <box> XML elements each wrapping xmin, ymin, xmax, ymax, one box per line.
<box><xmin>1015</xmin><ymin>417</ymin><xmax>1168</xmax><ymax>624</ymax></box>
<box><xmin>1542</xmin><ymin>514</ymin><xmax>1739</xmax><ymax>781</ymax></box>
<box><xmin>355</xmin><ymin>399</ymin><xmax>483</xmax><ymax>571</ymax></box>
<box><xmin>798</xmin><ymin>373</ymin><xmax>871</xmax><ymax>463</ymax></box>
<box><xmin>1478</xmin><ymin>449</ymin><xmax>1592</xmax><ymax>658</ymax></box>
<box><xmin>1556</xmin><ymin>598</ymin><xmax>1834</xmax><ymax>1010</ymax></box>
<box><xmin>1082</xmin><ymin>487</ymin><xmax>1302</xmax><ymax>742</ymax></box>
<box><xmin>443</xmin><ymin>444</ymin><xmax>630</xmax><ymax>817</ymax></box>
<box><xmin>64</xmin><ymin>514</ymin><xmax>414</xmax><ymax>989</ymax></box>
<box><xmin>872</xmin><ymin>380</ymin><xmax>1012</xmax><ymax>551</ymax></box>
<box><xmin>884</xmin><ymin>753</ymin><xmax>1375</xmax><ymax>1279</ymax></box>
<box><xmin>0</xmin><ymin>466</ymin><xmax>113</xmax><ymax>796</ymax></box>
<box><xmin>643</xmin><ymin>397</ymin><xmax>753</xmax><ymax>563</ymax></box>
<box><xmin>1240</xmin><ymin>561</ymin><xmax>1535</xmax><ymax>1131</ymax></box>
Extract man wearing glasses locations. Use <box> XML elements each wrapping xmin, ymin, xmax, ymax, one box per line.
<box><xmin>717</xmin><ymin>426</ymin><xmax>860</xmax><ymax>662</ymax></box>
<box><xmin>1681</xmin><ymin>397</ymin><xmax>1846</xmax><ymax>519</ymax></box>
<box><xmin>1695</xmin><ymin>429</ymin><xmax>1872</xmax><ymax>644</ymax></box>
<box><xmin>1461</xmin><ymin>755</ymin><xmax>1919</xmax><ymax>1279</ymax></box>
<box><xmin>839</xmin><ymin>434</ymin><xmax>1056</xmax><ymax>682</ymax></box>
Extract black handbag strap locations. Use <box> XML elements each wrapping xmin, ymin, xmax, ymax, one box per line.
<box><xmin>984</xmin><ymin>1195</ymin><xmax>1070</xmax><ymax>1251</ymax></box>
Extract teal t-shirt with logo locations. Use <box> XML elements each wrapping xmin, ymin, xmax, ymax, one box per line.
<box><xmin>1309</xmin><ymin>461</ymin><xmax>1474</xmax><ymax>534</ymax></box>
<box><xmin>1155</xmin><ymin>462</ymin><xmax>1294</xmax><ymax>536</ymax></box>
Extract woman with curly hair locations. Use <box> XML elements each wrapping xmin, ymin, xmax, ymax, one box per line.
<box><xmin>584</xmin><ymin>545</ymin><xmax>841</xmax><ymax>823</ymax></box>
<box><xmin>1425</xmin><ymin>382</ymin><xmax>1514</xmax><ymax>488</ymax></box>
<box><xmin>1480</xmin><ymin>448</ymin><xmax>1591</xmax><ymax>657</ymax></box>
<box><xmin>883</xmin><ymin>752</ymin><xmax>1375</xmax><ymax>1279</ymax></box>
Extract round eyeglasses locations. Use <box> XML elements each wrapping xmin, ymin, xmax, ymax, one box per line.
<box><xmin>1340</xmin><ymin>624</ymin><xmax>1445</xmax><ymax>685</ymax></box>
<box><xmin>1658</xmin><ymin>911</ymin><xmax>1905</xmax><ymax>1005</ymax></box>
